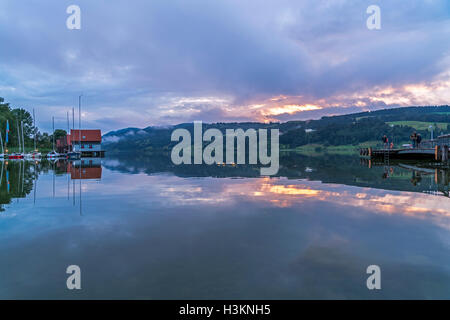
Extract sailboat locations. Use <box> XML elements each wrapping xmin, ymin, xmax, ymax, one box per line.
<box><xmin>8</xmin><ymin>119</ymin><xmax>24</xmax><ymax>159</ymax></box>
<box><xmin>47</xmin><ymin>116</ymin><xmax>61</xmax><ymax>159</ymax></box>
<box><xmin>47</xmin><ymin>150</ymin><xmax>60</xmax><ymax>159</ymax></box>
<box><xmin>27</xmin><ymin>150</ymin><xmax>42</xmax><ymax>159</ymax></box>
<box><xmin>8</xmin><ymin>152</ymin><xmax>24</xmax><ymax>159</ymax></box>
<box><xmin>25</xmin><ymin>109</ymin><xmax>41</xmax><ymax>159</ymax></box>
<box><xmin>67</xmin><ymin>97</ymin><xmax>82</xmax><ymax>160</ymax></box>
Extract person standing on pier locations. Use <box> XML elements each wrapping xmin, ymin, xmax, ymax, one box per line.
<box><xmin>416</xmin><ymin>133</ymin><xmax>422</xmax><ymax>148</ymax></box>
<box><xmin>410</xmin><ymin>132</ymin><xmax>417</xmax><ymax>148</ymax></box>
<box><xmin>382</xmin><ymin>135</ymin><xmax>389</xmax><ymax>149</ymax></box>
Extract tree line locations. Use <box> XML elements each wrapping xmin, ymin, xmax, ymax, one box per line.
<box><xmin>0</xmin><ymin>97</ymin><xmax>67</xmax><ymax>151</ymax></box>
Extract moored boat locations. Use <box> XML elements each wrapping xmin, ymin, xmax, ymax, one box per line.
<box><xmin>46</xmin><ymin>117</ymin><xmax>61</xmax><ymax>159</ymax></box>
<box><xmin>25</xmin><ymin>110</ymin><xmax>42</xmax><ymax>160</ymax></box>
<box><xmin>25</xmin><ymin>151</ymin><xmax>42</xmax><ymax>159</ymax></box>
<box><xmin>8</xmin><ymin>152</ymin><xmax>24</xmax><ymax>159</ymax></box>
<box><xmin>67</xmin><ymin>151</ymin><xmax>81</xmax><ymax>160</ymax></box>
<box><xmin>46</xmin><ymin>151</ymin><xmax>60</xmax><ymax>159</ymax></box>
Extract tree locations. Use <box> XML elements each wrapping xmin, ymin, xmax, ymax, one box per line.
<box><xmin>0</xmin><ymin>98</ymin><xmax>38</xmax><ymax>150</ymax></box>
<box><xmin>36</xmin><ymin>132</ymin><xmax>52</xmax><ymax>150</ymax></box>
<box><xmin>53</xmin><ymin>129</ymin><xmax>67</xmax><ymax>141</ymax></box>
<box><xmin>11</xmin><ymin>108</ymin><xmax>33</xmax><ymax>137</ymax></box>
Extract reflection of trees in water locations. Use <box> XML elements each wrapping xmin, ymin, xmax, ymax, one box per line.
<box><xmin>38</xmin><ymin>159</ymin><xmax>70</xmax><ymax>175</ymax></box>
<box><xmin>0</xmin><ymin>160</ymin><xmax>73</xmax><ymax>212</ymax></box>
<box><xmin>0</xmin><ymin>161</ymin><xmax>35</xmax><ymax>211</ymax></box>
<box><xmin>0</xmin><ymin>159</ymin><xmax>100</xmax><ymax>212</ymax></box>
<box><xmin>105</xmin><ymin>152</ymin><xmax>450</xmax><ymax>197</ymax></box>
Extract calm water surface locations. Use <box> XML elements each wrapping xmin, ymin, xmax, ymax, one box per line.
<box><xmin>0</xmin><ymin>154</ymin><xmax>449</xmax><ymax>299</ymax></box>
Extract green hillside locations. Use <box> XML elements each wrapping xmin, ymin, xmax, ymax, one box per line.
<box><xmin>387</xmin><ymin>121</ymin><xmax>448</xmax><ymax>131</ymax></box>
<box><xmin>103</xmin><ymin>105</ymin><xmax>450</xmax><ymax>154</ymax></box>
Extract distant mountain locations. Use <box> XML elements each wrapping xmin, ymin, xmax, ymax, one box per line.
<box><xmin>103</xmin><ymin>105</ymin><xmax>450</xmax><ymax>152</ymax></box>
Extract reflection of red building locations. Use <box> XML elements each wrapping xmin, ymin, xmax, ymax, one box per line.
<box><xmin>67</xmin><ymin>161</ymin><xmax>102</xmax><ymax>180</ymax></box>
<box><xmin>70</xmin><ymin>167</ymin><xmax>102</xmax><ymax>180</ymax></box>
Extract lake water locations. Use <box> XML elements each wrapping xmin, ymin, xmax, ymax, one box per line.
<box><xmin>0</xmin><ymin>153</ymin><xmax>449</xmax><ymax>299</ymax></box>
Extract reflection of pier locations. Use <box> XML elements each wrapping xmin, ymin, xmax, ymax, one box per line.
<box><xmin>360</xmin><ymin>158</ymin><xmax>450</xmax><ymax>197</ymax></box>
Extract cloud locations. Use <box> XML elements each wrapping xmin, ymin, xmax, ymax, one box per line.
<box><xmin>0</xmin><ymin>0</ymin><xmax>449</xmax><ymax>132</ymax></box>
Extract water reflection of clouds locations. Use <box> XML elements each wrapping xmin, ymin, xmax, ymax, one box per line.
<box><xmin>92</xmin><ymin>169</ymin><xmax>450</xmax><ymax>229</ymax></box>
<box><xmin>1</xmin><ymin>167</ymin><xmax>450</xmax><ymax>299</ymax></box>
<box><xmin>255</xmin><ymin>181</ymin><xmax>450</xmax><ymax>229</ymax></box>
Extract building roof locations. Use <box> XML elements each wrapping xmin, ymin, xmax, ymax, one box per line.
<box><xmin>70</xmin><ymin>129</ymin><xmax>102</xmax><ymax>142</ymax></box>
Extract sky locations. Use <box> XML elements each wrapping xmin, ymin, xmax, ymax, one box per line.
<box><xmin>0</xmin><ymin>0</ymin><xmax>449</xmax><ymax>133</ymax></box>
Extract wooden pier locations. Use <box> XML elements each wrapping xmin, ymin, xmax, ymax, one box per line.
<box><xmin>361</xmin><ymin>134</ymin><xmax>450</xmax><ymax>162</ymax></box>
<box><xmin>359</xmin><ymin>147</ymin><xmax>436</xmax><ymax>160</ymax></box>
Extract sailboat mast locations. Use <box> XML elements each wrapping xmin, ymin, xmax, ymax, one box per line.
<box><xmin>16</xmin><ymin>119</ymin><xmax>21</xmax><ymax>153</ymax></box>
<box><xmin>5</xmin><ymin>120</ymin><xmax>8</xmax><ymax>154</ymax></box>
<box><xmin>52</xmin><ymin>116</ymin><xmax>55</xmax><ymax>151</ymax></box>
<box><xmin>33</xmin><ymin>108</ymin><xmax>36</xmax><ymax>151</ymax></box>
<box><xmin>21</xmin><ymin>121</ymin><xmax>25</xmax><ymax>154</ymax></box>
<box><xmin>67</xmin><ymin>111</ymin><xmax>70</xmax><ymax>153</ymax></box>
<box><xmin>78</xmin><ymin>95</ymin><xmax>82</xmax><ymax>152</ymax></box>
<box><xmin>0</xmin><ymin>131</ymin><xmax>4</xmax><ymax>154</ymax></box>
<box><xmin>72</xmin><ymin>107</ymin><xmax>75</xmax><ymax>153</ymax></box>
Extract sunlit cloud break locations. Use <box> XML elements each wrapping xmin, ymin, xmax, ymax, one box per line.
<box><xmin>263</xmin><ymin>104</ymin><xmax>322</xmax><ymax>116</ymax></box>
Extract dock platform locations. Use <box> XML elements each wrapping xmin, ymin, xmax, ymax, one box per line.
<box><xmin>360</xmin><ymin>147</ymin><xmax>436</xmax><ymax>160</ymax></box>
<box><xmin>361</xmin><ymin>134</ymin><xmax>449</xmax><ymax>162</ymax></box>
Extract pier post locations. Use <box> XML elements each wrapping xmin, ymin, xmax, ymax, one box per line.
<box><xmin>435</xmin><ymin>146</ymin><xmax>439</xmax><ymax>161</ymax></box>
<box><xmin>436</xmin><ymin>169</ymin><xmax>442</xmax><ymax>185</ymax></box>
<box><xmin>442</xmin><ymin>145</ymin><xmax>449</xmax><ymax>162</ymax></box>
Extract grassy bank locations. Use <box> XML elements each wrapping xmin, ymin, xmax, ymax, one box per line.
<box><xmin>283</xmin><ymin>139</ymin><xmax>416</xmax><ymax>156</ymax></box>
<box><xmin>3</xmin><ymin>147</ymin><xmax>53</xmax><ymax>154</ymax></box>
<box><xmin>387</xmin><ymin>121</ymin><xmax>448</xmax><ymax>131</ymax></box>
<box><xmin>281</xmin><ymin>141</ymin><xmax>381</xmax><ymax>156</ymax></box>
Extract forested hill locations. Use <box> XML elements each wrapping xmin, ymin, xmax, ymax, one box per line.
<box><xmin>103</xmin><ymin>105</ymin><xmax>450</xmax><ymax>152</ymax></box>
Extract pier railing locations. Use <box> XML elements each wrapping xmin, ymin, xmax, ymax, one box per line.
<box><xmin>437</xmin><ymin>134</ymin><xmax>450</xmax><ymax>147</ymax></box>
<box><xmin>419</xmin><ymin>139</ymin><xmax>438</xmax><ymax>149</ymax></box>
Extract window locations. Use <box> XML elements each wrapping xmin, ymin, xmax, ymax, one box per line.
<box><xmin>81</xmin><ymin>144</ymin><xmax>85</xmax><ymax>149</ymax></box>
<box><xmin>89</xmin><ymin>144</ymin><xmax>92</xmax><ymax>149</ymax></box>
